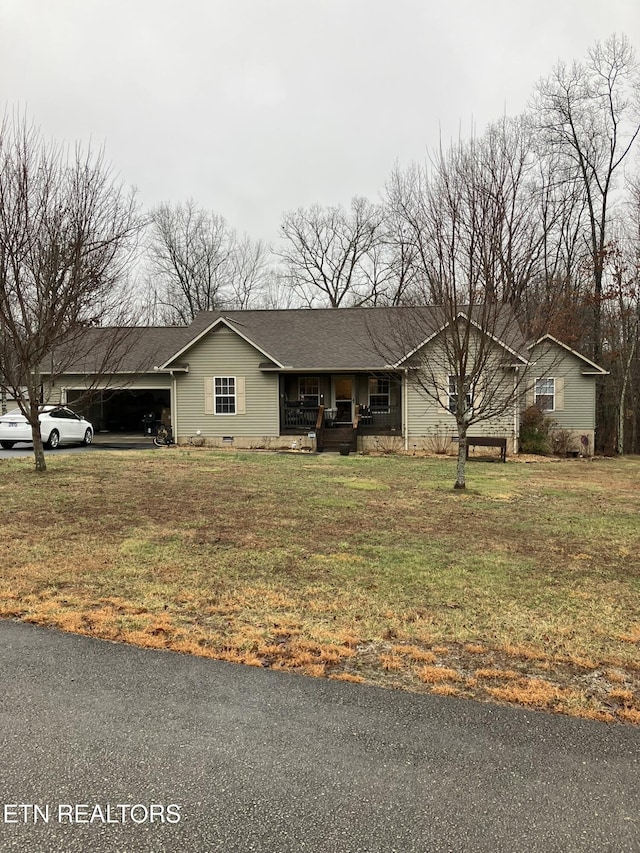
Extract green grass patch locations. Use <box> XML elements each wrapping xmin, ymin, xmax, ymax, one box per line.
<box><xmin>1</xmin><ymin>450</ymin><xmax>639</xmax><ymax>723</ymax></box>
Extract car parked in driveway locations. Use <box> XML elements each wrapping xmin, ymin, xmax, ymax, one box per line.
<box><xmin>0</xmin><ymin>406</ymin><xmax>93</xmax><ymax>449</ymax></box>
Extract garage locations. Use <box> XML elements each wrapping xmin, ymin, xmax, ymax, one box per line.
<box><xmin>65</xmin><ymin>389</ymin><xmax>171</xmax><ymax>434</ymax></box>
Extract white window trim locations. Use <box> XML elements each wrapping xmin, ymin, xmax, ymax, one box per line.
<box><xmin>535</xmin><ymin>377</ymin><xmax>555</xmax><ymax>413</ymax></box>
<box><xmin>448</xmin><ymin>375</ymin><xmax>473</xmax><ymax>415</ymax></box>
<box><xmin>205</xmin><ymin>376</ymin><xmax>246</xmax><ymax>416</ymax></box>
<box><xmin>214</xmin><ymin>376</ymin><xmax>237</xmax><ymax>415</ymax></box>
<box><xmin>368</xmin><ymin>377</ymin><xmax>390</xmax><ymax>412</ymax></box>
<box><xmin>299</xmin><ymin>376</ymin><xmax>320</xmax><ymax>405</ymax></box>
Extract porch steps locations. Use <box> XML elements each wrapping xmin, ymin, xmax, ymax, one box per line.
<box><xmin>319</xmin><ymin>425</ymin><xmax>356</xmax><ymax>453</ymax></box>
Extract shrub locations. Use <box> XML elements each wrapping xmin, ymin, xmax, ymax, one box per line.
<box><xmin>550</xmin><ymin>428</ymin><xmax>580</xmax><ymax>457</ymax></box>
<box><xmin>425</xmin><ymin>431</ymin><xmax>453</xmax><ymax>455</ymax></box>
<box><xmin>519</xmin><ymin>406</ymin><xmax>552</xmax><ymax>455</ymax></box>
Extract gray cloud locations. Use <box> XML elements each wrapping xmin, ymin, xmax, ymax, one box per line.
<box><xmin>1</xmin><ymin>0</ymin><xmax>638</xmax><ymax>242</ymax></box>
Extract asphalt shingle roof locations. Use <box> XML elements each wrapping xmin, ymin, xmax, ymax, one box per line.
<box><xmin>51</xmin><ymin>306</ymin><xmax>529</xmax><ymax>375</ymax></box>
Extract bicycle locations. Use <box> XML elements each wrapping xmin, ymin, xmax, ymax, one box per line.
<box><xmin>153</xmin><ymin>424</ymin><xmax>174</xmax><ymax>446</ymax></box>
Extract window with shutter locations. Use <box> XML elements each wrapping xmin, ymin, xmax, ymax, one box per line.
<box><xmin>206</xmin><ymin>377</ymin><xmax>246</xmax><ymax>415</ymax></box>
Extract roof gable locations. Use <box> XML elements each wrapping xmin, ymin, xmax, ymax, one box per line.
<box><xmin>392</xmin><ymin>310</ymin><xmax>528</xmax><ymax>368</ymax></box>
<box><xmin>158</xmin><ymin>308</ymin><xmax>402</xmax><ymax>371</ymax></box>
<box><xmin>159</xmin><ymin>316</ymin><xmax>286</xmax><ymax>369</ymax></box>
<box><xmin>528</xmin><ymin>334</ymin><xmax>609</xmax><ymax>375</ymax></box>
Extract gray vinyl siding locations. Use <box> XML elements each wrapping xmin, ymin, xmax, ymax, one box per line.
<box><xmin>405</xmin><ymin>383</ymin><xmax>516</xmax><ymax>439</ymax></box>
<box><xmin>527</xmin><ymin>345</ymin><xmax>597</xmax><ymax>431</ymax></box>
<box><xmin>405</xmin><ymin>335</ymin><xmax>519</xmax><ymax>440</ymax></box>
<box><xmin>175</xmin><ymin>326</ymin><xmax>279</xmax><ymax>437</ymax></box>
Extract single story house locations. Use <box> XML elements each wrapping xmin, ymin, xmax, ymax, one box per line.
<box><xmin>42</xmin><ymin>307</ymin><xmax>608</xmax><ymax>455</ymax></box>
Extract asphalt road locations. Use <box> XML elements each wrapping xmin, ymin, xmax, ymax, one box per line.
<box><xmin>0</xmin><ymin>620</ymin><xmax>638</xmax><ymax>853</ymax></box>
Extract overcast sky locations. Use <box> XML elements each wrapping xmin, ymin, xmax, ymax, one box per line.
<box><xmin>1</xmin><ymin>0</ymin><xmax>638</xmax><ymax>245</ymax></box>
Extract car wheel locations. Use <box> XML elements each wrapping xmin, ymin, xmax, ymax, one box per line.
<box><xmin>82</xmin><ymin>428</ymin><xmax>93</xmax><ymax>446</ymax></box>
<box><xmin>46</xmin><ymin>430</ymin><xmax>60</xmax><ymax>449</ymax></box>
<box><xmin>0</xmin><ymin>441</ymin><xmax>15</xmax><ymax>449</ymax></box>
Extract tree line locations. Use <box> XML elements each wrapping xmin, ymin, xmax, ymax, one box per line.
<box><xmin>141</xmin><ymin>35</ymin><xmax>640</xmax><ymax>452</ymax></box>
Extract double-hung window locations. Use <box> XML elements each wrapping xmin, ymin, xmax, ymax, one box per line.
<box><xmin>205</xmin><ymin>376</ymin><xmax>245</xmax><ymax>416</ymax></box>
<box><xmin>368</xmin><ymin>377</ymin><xmax>390</xmax><ymax>412</ymax></box>
<box><xmin>535</xmin><ymin>378</ymin><xmax>555</xmax><ymax>412</ymax></box>
<box><xmin>299</xmin><ymin>376</ymin><xmax>320</xmax><ymax>405</ymax></box>
<box><xmin>214</xmin><ymin>377</ymin><xmax>236</xmax><ymax>414</ymax></box>
<box><xmin>448</xmin><ymin>376</ymin><xmax>473</xmax><ymax>415</ymax></box>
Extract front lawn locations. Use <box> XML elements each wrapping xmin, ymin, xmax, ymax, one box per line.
<box><xmin>1</xmin><ymin>449</ymin><xmax>638</xmax><ymax>724</ymax></box>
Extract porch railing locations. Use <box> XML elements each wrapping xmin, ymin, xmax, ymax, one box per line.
<box><xmin>357</xmin><ymin>405</ymin><xmax>402</xmax><ymax>433</ymax></box>
<box><xmin>281</xmin><ymin>402</ymin><xmax>402</xmax><ymax>434</ymax></box>
<box><xmin>282</xmin><ymin>402</ymin><xmax>320</xmax><ymax>430</ymax></box>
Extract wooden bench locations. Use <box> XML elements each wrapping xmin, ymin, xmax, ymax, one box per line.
<box><xmin>466</xmin><ymin>436</ymin><xmax>507</xmax><ymax>463</ymax></box>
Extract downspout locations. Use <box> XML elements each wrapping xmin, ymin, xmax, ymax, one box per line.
<box><xmin>513</xmin><ymin>366</ymin><xmax>519</xmax><ymax>454</ymax></box>
<box><xmin>170</xmin><ymin>370</ymin><xmax>178</xmax><ymax>440</ymax></box>
<box><xmin>403</xmin><ymin>369</ymin><xmax>409</xmax><ymax>452</ymax></box>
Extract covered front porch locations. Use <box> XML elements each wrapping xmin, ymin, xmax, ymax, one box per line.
<box><xmin>278</xmin><ymin>372</ymin><xmax>403</xmax><ymax>448</ymax></box>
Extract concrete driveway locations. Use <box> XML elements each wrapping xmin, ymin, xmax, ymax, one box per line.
<box><xmin>0</xmin><ymin>433</ymin><xmax>156</xmax><ymax>458</ymax></box>
<box><xmin>0</xmin><ymin>619</ymin><xmax>638</xmax><ymax>853</ymax></box>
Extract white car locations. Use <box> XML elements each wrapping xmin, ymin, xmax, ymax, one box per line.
<box><xmin>0</xmin><ymin>406</ymin><xmax>94</xmax><ymax>450</ymax></box>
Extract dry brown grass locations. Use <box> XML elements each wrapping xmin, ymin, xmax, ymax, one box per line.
<box><xmin>380</xmin><ymin>654</ymin><xmax>404</xmax><ymax>671</ymax></box>
<box><xmin>430</xmin><ymin>684</ymin><xmax>462</xmax><ymax>697</ymax></box>
<box><xmin>391</xmin><ymin>644</ymin><xmax>437</xmax><ymax>664</ymax></box>
<box><xmin>1</xmin><ymin>450</ymin><xmax>639</xmax><ymax>724</ymax></box>
<box><xmin>617</xmin><ymin>708</ymin><xmax>640</xmax><ymax>725</ymax></box>
<box><xmin>417</xmin><ymin>665</ymin><xmax>461</xmax><ymax>684</ymax></box>
<box><xmin>330</xmin><ymin>672</ymin><xmax>365</xmax><ymax>684</ymax></box>
<box><xmin>485</xmin><ymin>677</ymin><xmax>570</xmax><ymax>708</ymax></box>
<box><xmin>606</xmin><ymin>669</ymin><xmax>629</xmax><ymax>684</ymax></box>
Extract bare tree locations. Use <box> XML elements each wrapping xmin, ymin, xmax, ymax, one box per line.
<box><xmin>146</xmin><ymin>200</ymin><xmax>232</xmax><ymax>323</ymax></box>
<box><xmin>532</xmin><ymin>34</ymin><xmax>640</xmax><ymax>363</ymax></box>
<box><xmin>258</xmin><ymin>268</ymin><xmax>305</xmax><ymax>310</ymax></box>
<box><xmin>363</xmin><ymin>182</ymin><xmax>423</xmax><ymax>306</ymax></box>
<box><xmin>146</xmin><ymin>200</ymin><xmax>269</xmax><ymax>322</ymax></box>
<box><xmin>383</xmin><ymin>135</ymin><xmax>557</xmax><ymax>488</ymax></box>
<box><xmin>0</xmin><ymin>116</ymin><xmax>142</xmax><ymax>471</ymax></box>
<box><xmin>279</xmin><ymin>196</ymin><xmax>386</xmax><ymax>307</ymax></box>
<box><xmin>226</xmin><ymin>232</ymin><xmax>270</xmax><ymax>310</ymax></box>
<box><xmin>600</xmin><ymin>189</ymin><xmax>640</xmax><ymax>454</ymax></box>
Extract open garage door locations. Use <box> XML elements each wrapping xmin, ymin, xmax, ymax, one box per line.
<box><xmin>66</xmin><ymin>389</ymin><xmax>171</xmax><ymax>434</ymax></box>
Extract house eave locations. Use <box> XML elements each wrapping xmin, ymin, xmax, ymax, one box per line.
<box><xmin>259</xmin><ymin>365</ymin><xmax>400</xmax><ymax>373</ymax></box>
<box><xmin>153</xmin><ymin>364</ymin><xmax>189</xmax><ymax>373</ymax></box>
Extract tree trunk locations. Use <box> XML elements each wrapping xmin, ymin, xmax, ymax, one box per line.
<box><xmin>30</xmin><ymin>420</ymin><xmax>47</xmax><ymax>472</ymax></box>
<box><xmin>27</xmin><ymin>382</ymin><xmax>47</xmax><ymax>472</ymax></box>
<box><xmin>454</xmin><ymin>423</ymin><xmax>467</xmax><ymax>489</ymax></box>
<box><xmin>617</xmin><ymin>336</ymin><xmax>636</xmax><ymax>455</ymax></box>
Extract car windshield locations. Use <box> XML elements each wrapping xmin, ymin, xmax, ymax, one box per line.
<box><xmin>3</xmin><ymin>409</ymin><xmax>24</xmax><ymax>418</ymax></box>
